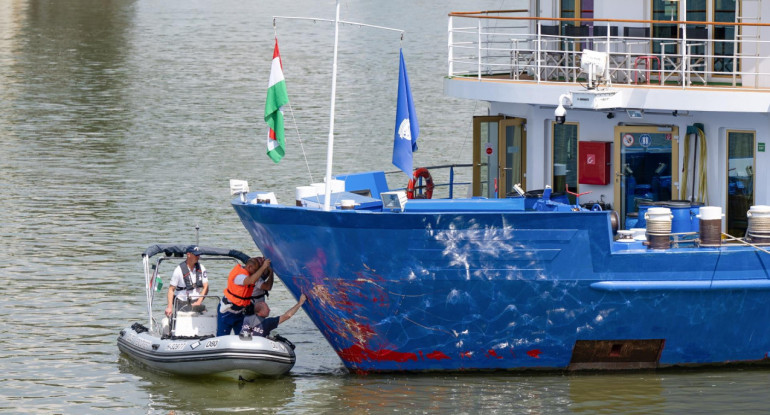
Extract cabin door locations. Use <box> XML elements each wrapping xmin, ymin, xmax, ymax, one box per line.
<box><xmin>473</xmin><ymin>116</ymin><xmax>526</xmax><ymax>198</ymax></box>
<box><xmin>613</xmin><ymin>125</ymin><xmax>679</xmax><ymax>229</ymax></box>
<box><xmin>726</xmin><ymin>130</ymin><xmax>756</xmax><ymax>236</ymax></box>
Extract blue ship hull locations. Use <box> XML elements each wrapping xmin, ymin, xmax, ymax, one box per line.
<box><xmin>232</xmin><ymin>197</ymin><xmax>770</xmax><ymax>372</ymax></box>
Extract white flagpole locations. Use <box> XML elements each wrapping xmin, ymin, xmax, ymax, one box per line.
<box><xmin>323</xmin><ymin>0</ymin><xmax>341</xmax><ymax>211</ymax></box>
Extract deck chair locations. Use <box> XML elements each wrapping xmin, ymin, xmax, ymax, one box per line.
<box><xmin>509</xmin><ymin>35</ymin><xmax>537</xmax><ymax>80</ymax></box>
<box><xmin>683</xmin><ymin>27</ymin><xmax>708</xmax><ymax>85</ymax></box>
<box><xmin>623</xmin><ymin>27</ymin><xmax>652</xmax><ymax>84</ymax></box>
<box><xmin>661</xmin><ymin>27</ymin><xmax>708</xmax><ymax>85</ymax></box>
<box><xmin>592</xmin><ymin>25</ymin><xmax>622</xmax><ymax>82</ymax></box>
<box><xmin>539</xmin><ymin>25</ymin><xmax>566</xmax><ymax>81</ymax></box>
<box><xmin>563</xmin><ymin>25</ymin><xmax>590</xmax><ymax>81</ymax></box>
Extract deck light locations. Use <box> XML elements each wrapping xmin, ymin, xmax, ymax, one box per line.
<box><xmin>381</xmin><ymin>191</ymin><xmax>408</xmax><ymax>212</ymax></box>
<box><xmin>230</xmin><ymin>179</ymin><xmax>250</xmax><ymax>202</ymax></box>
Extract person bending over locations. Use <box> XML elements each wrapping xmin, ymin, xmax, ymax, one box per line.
<box><xmin>217</xmin><ymin>257</ymin><xmax>272</xmax><ymax>336</ymax></box>
<box><xmin>242</xmin><ymin>294</ymin><xmax>307</xmax><ymax>337</ymax></box>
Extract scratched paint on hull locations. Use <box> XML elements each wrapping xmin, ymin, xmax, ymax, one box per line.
<box><xmin>233</xmin><ymin>202</ymin><xmax>770</xmax><ymax>372</ymax></box>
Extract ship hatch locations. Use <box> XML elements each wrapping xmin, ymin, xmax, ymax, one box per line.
<box><xmin>569</xmin><ymin>339</ymin><xmax>665</xmax><ymax>370</ymax></box>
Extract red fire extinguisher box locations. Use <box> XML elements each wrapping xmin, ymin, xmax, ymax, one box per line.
<box><xmin>578</xmin><ymin>141</ymin><xmax>611</xmax><ymax>185</ymax></box>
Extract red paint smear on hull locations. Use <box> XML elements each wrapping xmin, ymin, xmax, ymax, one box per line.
<box><xmin>426</xmin><ymin>350</ymin><xmax>450</xmax><ymax>361</ymax></box>
<box><xmin>527</xmin><ymin>349</ymin><xmax>542</xmax><ymax>358</ymax></box>
<box><xmin>486</xmin><ymin>349</ymin><xmax>503</xmax><ymax>359</ymax></box>
<box><xmin>339</xmin><ymin>344</ymin><xmax>418</xmax><ymax>363</ymax></box>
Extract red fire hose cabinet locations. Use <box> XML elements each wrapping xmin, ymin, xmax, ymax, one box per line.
<box><xmin>578</xmin><ymin>141</ymin><xmax>611</xmax><ymax>185</ymax></box>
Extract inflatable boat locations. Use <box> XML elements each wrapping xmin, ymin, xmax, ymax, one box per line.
<box><xmin>117</xmin><ymin>244</ymin><xmax>295</xmax><ymax>379</ymax></box>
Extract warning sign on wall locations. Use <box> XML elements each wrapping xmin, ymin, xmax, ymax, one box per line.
<box><xmin>485</xmin><ymin>142</ymin><xmax>494</xmax><ymax>156</ymax></box>
<box><xmin>622</xmin><ymin>133</ymin><xmax>634</xmax><ymax>147</ymax></box>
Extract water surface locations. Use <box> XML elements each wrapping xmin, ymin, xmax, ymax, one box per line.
<box><xmin>0</xmin><ymin>0</ymin><xmax>768</xmax><ymax>413</ymax></box>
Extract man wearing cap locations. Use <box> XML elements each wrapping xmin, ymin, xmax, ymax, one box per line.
<box><xmin>216</xmin><ymin>256</ymin><xmax>273</xmax><ymax>336</ymax></box>
<box><xmin>165</xmin><ymin>245</ymin><xmax>209</xmax><ymax>317</ymax></box>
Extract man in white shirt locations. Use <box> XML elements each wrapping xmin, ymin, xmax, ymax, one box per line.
<box><xmin>165</xmin><ymin>245</ymin><xmax>209</xmax><ymax>317</ymax></box>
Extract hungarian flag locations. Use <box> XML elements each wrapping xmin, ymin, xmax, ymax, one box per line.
<box><xmin>265</xmin><ymin>38</ymin><xmax>289</xmax><ymax>163</ymax></box>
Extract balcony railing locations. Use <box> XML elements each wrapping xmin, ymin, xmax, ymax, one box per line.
<box><xmin>448</xmin><ymin>10</ymin><xmax>770</xmax><ymax>89</ymax></box>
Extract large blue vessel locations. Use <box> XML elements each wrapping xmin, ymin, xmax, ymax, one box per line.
<box><xmin>233</xmin><ymin>1</ymin><xmax>770</xmax><ymax>372</ymax></box>
<box><xmin>233</xmin><ymin>183</ymin><xmax>770</xmax><ymax>372</ymax></box>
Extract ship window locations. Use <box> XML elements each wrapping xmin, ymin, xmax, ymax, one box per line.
<box><xmin>560</xmin><ymin>0</ymin><xmax>593</xmax><ymax>50</ymax></box>
<box><xmin>726</xmin><ymin>130</ymin><xmax>755</xmax><ymax>236</ymax></box>
<box><xmin>652</xmin><ymin>0</ymin><xmax>679</xmax><ymax>63</ymax></box>
<box><xmin>685</xmin><ymin>0</ymin><xmax>708</xmax><ymax>59</ymax></box>
<box><xmin>713</xmin><ymin>0</ymin><xmax>737</xmax><ymax>75</ymax></box>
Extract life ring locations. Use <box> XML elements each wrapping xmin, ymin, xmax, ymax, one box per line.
<box><xmin>406</xmin><ymin>167</ymin><xmax>434</xmax><ymax>199</ymax></box>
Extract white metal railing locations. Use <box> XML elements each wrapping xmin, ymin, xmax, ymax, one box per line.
<box><xmin>447</xmin><ymin>12</ymin><xmax>770</xmax><ymax>89</ymax></box>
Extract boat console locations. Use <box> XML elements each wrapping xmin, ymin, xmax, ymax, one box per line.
<box><xmin>173</xmin><ymin>311</ymin><xmax>217</xmax><ymax>338</ymax></box>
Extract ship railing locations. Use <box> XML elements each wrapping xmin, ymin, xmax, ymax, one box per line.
<box><xmin>386</xmin><ymin>163</ymin><xmax>473</xmax><ymax>199</ymax></box>
<box><xmin>448</xmin><ymin>11</ymin><xmax>770</xmax><ymax>89</ymax></box>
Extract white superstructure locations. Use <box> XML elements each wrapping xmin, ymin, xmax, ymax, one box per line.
<box><xmin>445</xmin><ymin>0</ymin><xmax>768</xmax><ymax>235</ymax></box>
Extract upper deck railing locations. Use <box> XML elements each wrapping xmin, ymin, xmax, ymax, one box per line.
<box><xmin>448</xmin><ymin>10</ymin><xmax>770</xmax><ymax>90</ymax></box>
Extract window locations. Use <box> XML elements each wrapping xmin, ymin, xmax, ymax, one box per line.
<box><xmin>713</xmin><ymin>0</ymin><xmax>737</xmax><ymax>75</ymax></box>
<box><xmin>652</xmin><ymin>0</ymin><xmax>679</xmax><ymax>64</ymax></box>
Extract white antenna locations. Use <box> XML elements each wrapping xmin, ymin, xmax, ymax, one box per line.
<box><xmin>323</xmin><ymin>0</ymin><xmax>342</xmax><ymax>211</ymax></box>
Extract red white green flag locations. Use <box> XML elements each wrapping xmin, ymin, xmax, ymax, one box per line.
<box><xmin>265</xmin><ymin>38</ymin><xmax>289</xmax><ymax>163</ymax></box>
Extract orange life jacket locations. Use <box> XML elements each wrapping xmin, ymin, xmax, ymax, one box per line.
<box><xmin>223</xmin><ymin>264</ymin><xmax>254</xmax><ymax>307</ymax></box>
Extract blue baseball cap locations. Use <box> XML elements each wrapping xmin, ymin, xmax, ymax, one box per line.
<box><xmin>186</xmin><ymin>245</ymin><xmax>201</xmax><ymax>255</ymax></box>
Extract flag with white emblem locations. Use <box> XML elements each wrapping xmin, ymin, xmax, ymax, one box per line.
<box><xmin>392</xmin><ymin>49</ymin><xmax>419</xmax><ymax>176</ymax></box>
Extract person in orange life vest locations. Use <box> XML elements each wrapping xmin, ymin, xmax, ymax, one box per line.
<box><xmin>216</xmin><ymin>257</ymin><xmax>273</xmax><ymax>336</ymax></box>
<box><xmin>242</xmin><ymin>294</ymin><xmax>307</xmax><ymax>338</ymax></box>
<box><xmin>165</xmin><ymin>245</ymin><xmax>209</xmax><ymax>317</ymax></box>
<box><xmin>249</xmin><ymin>257</ymin><xmax>274</xmax><ymax>305</ymax></box>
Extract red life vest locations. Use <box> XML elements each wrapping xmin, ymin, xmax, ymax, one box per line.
<box><xmin>223</xmin><ymin>264</ymin><xmax>254</xmax><ymax>307</ymax></box>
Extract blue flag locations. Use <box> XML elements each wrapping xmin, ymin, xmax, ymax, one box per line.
<box><xmin>392</xmin><ymin>49</ymin><xmax>419</xmax><ymax>177</ymax></box>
